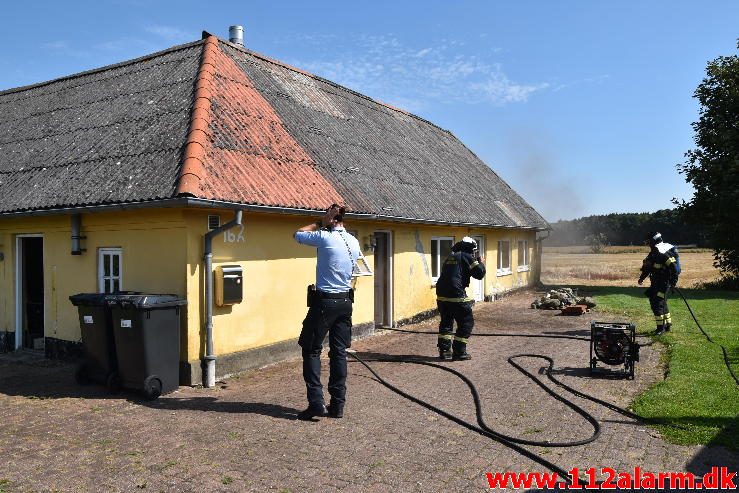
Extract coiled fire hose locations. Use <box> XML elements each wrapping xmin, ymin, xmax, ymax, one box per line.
<box><xmin>347</xmin><ymin>328</ymin><xmax>688</xmax><ymax>485</ymax></box>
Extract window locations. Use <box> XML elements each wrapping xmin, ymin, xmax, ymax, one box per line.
<box><xmin>98</xmin><ymin>248</ymin><xmax>123</xmax><ymax>293</ymax></box>
<box><xmin>517</xmin><ymin>240</ymin><xmax>529</xmax><ymax>272</ymax></box>
<box><xmin>431</xmin><ymin>237</ymin><xmax>454</xmax><ymax>281</ymax></box>
<box><xmin>497</xmin><ymin>240</ymin><xmax>511</xmax><ymax>276</ymax></box>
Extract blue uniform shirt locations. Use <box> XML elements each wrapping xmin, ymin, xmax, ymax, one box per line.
<box><xmin>294</xmin><ymin>227</ymin><xmax>361</xmax><ymax>293</ymax></box>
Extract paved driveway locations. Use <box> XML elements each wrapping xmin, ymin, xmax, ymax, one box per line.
<box><xmin>0</xmin><ymin>291</ymin><xmax>736</xmax><ymax>492</ymax></box>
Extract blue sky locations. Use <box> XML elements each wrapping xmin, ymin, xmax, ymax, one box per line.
<box><xmin>1</xmin><ymin>1</ymin><xmax>737</xmax><ymax>221</ymax></box>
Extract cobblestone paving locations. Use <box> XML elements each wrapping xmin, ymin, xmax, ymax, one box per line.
<box><xmin>0</xmin><ymin>291</ymin><xmax>736</xmax><ymax>492</ymax></box>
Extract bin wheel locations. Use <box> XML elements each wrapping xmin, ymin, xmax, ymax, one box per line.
<box><xmin>143</xmin><ymin>376</ymin><xmax>162</xmax><ymax>400</ymax></box>
<box><xmin>106</xmin><ymin>372</ymin><xmax>122</xmax><ymax>394</ymax></box>
<box><xmin>75</xmin><ymin>363</ymin><xmax>91</xmax><ymax>385</ymax></box>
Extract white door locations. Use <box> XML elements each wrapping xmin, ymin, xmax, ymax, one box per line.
<box><xmin>471</xmin><ymin>235</ymin><xmax>485</xmax><ymax>301</ymax></box>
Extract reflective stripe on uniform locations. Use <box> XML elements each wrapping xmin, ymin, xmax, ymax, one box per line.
<box><xmin>665</xmin><ymin>257</ymin><xmax>676</xmax><ymax>265</ymax></box>
<box><xmin>657</xmin><ymin>291</ymin><xmax>665</xmax><ymax>298</ymax></box>
<box><xmin>469</xmin><ymin>261</ymin><xmax>480</xmax><ymax>268</ymax></box>
<box><xmin>438</xmin><ymin>334</ymin><xmax>453</xmax><ymax>340</ymax></box>
<box><xmin>654</xmin><ymin>314</ymin><xmax>664</xmax><ymax>322</ymax></box>
<box><xmin>453</xmin><ymin>336</ymin><xmax>468</xmax><ymax>343</ymax></box>
<box><xmin>664</xmin><ymin>313</ymin><xmax>672</xmax><ymax>323</ymax></box>
<box><xmin>437</xmin><ymin>296</ymin><xmax>473</xmax><ymax>303</ymax></box>
<box><xmin>653</xmin><ymin>263</ymin><xmax>663</xmax><ymax>269</ymax></box>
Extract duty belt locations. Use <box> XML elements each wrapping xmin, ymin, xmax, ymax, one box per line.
<box><xmin>317</xmin><ymin>290</ymin><xmax>352</xmax><ymax>299</ymax></box>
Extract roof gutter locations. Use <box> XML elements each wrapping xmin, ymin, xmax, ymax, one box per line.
<box><xmin>0</xmin><ymin>198</ymin><xmax>548</xmax><ymax>231</ymax></box>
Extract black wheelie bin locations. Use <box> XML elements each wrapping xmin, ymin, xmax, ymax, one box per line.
<box><xmin>107</xmin><ymin>294</ymin><xmax>187</xmax><ymax>400</ymax></box>
<box><xmin>69</xmin><ymin>292</ymin><xmax>124</xmax><ymax>392</ymax></box>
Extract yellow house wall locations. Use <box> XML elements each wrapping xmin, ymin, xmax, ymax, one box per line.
<box><xmin>183</xmin><ymin>211</ymin><xmax>540</xmax><ymax>361</ymax></box>
<box><xmin>0</xmin><ymin>210</ymin><xmax>186</xmax><ymax>345</ymax></box>
<box><xmin>0</xmin><ymin>206</ymin><xmax>539</xmax><ymax>369</ymax></box>
<box><xmin>183</xmin><ymin>211</ymin><xmax>376</xmax><ymax>363</ymax></box>
<box><xmin>390</xmin><ymin>226</ymin><xmax>538</xmax><ymax>321</ymax></box>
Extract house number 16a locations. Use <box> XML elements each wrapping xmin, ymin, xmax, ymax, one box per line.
<box><xmin>224</xmin><ymin>225</ymin><xmax>245</xmax><ymax>243</ymax></box>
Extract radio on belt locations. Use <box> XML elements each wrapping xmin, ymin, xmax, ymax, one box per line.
<box><xmin>215</xmin><ymin>265</ymin><xmax>243</xmax><ymax>306</ymax></box>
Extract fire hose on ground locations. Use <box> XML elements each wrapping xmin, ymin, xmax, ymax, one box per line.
<box><xmin>346</xmin><ymin>310</ymin><xmax>731</xmax><ymax>485</ymax></box>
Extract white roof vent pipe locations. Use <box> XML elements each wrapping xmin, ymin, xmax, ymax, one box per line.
<box><xmin>229</xmin><ymin>25</ymin><xmax>244</xmax><ymax>46</ymax></box>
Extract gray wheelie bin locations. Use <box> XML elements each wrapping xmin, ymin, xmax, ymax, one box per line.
<box><xmin>107</xmin><ymin>294</ymin><xmax>186</xmax><ymax>400</ymax></box>
<box><xmin>69</xmin><ymin>293</ymin><xmax>121</xmax><ymax>391</ymax></box>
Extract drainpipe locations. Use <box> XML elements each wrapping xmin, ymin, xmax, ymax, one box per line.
<box><xmin>203</xmin><ymin>209</ymin><xmax>243</xmax><ymax>388</ymax></box>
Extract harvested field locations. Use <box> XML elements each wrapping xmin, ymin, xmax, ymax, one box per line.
<box><xmin>542</xmin><ymin>247</ymin><xmax>721</xmax><ymax>287</ymax></box>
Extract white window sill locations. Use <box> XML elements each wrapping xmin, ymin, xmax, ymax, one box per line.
<box><xmin>496</xmin><ymin>269</ymin><xmax>512</xmax><ymax>277</ymax></box>
<box><xmin>517</xmin><ymin>266</ymin><xmax>530</xmax><ymax>272</ymax></box>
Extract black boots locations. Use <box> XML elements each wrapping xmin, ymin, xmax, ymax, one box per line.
<box><xmin>298</xmin><ymin>403</ymin><xmax>344</xmax><ymax>420</ymax></box>
<box><xmin>327</xmin><ymin>402</ymin><xmax>344</xmax><ymax>419</ymax></box>
<box><xmin>297</xmin><ymin>403</ymin><xmax>327</xmax><ymax>421</ymax></box>
<box><xmin>439</xmin><ymin>349</ymin><xmax>453</xmax><ymax>361</ymax></box>
<box><xmin>452</xmin><ymin>341</ymin><xmax>471</xmax><ymax>361</ymax></box>
<box><xmin>440</xmin><ymin>348</ymin><xmax>471</xmax><ymax>361</ymax></box>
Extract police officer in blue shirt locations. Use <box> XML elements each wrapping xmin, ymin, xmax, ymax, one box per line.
<box><xmin>294</xmin><ymin>204</ymin><xmax>361</xmax><ymax>420</ymax></box>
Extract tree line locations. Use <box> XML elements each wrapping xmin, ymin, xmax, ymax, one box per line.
<box><xmin>547</xmin><ymin>41</ymin><xmax>737</xmax><ymax>283</ymax></box>
<box><xmin>545</xmin><ymin>209</ymin><xmax>708</xmax><ymax>247</ymax></box>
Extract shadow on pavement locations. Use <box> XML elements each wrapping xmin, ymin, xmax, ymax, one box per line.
<box><xmin>350</xmin><ymin>350</ymin><xmax>442</xmax><ymax>363</ymax></box>
<box><xmin>548</xmin><ymin>365</ymin><xmax>632</xmax><ymax>380</ymax></box>
<box><xmin>141</xmin><ymin>397</ymin><xmax>301</xmax><ymax>420</ymax></box>
<box><xmin>0</xmin><ymin>352</ymin><xmax>302</xmax><ymax>420</ymax></box>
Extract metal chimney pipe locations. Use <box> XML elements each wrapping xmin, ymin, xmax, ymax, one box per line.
<box><xmin>229</xmin><ymin>25</ymin><xmax>244</xmax><ymax>46</ymax></box>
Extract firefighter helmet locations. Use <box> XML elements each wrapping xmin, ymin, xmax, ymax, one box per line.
<box><xmin>645</xmin><ymin>231</ymin><xmax>662</xmax><ymax>245</ymax></box>
<box><xmin>452</xmin><ymin>236</ymin><xmax>477</xmax><ymax>254</ymax></box>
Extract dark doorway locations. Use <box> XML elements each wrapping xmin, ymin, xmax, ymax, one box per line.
<box><xmin>20</xmin><ymin>237</ymin><xmax>44</xmax><ymax>350</ymax></box>
<box><xmin>373</xmin><ymin>232</ymin><xmax>392</xmax><ymax>328</ymax></box>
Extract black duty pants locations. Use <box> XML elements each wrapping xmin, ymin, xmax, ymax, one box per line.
<box><xmin>437</xmin><ymin>300</ymin><xmax>474</xmax><ymax>352</ymax></box>
<box><xmin>298</xmin><ymin>298</ymin><xmax>353</xmax><ymax>408</ymax></box>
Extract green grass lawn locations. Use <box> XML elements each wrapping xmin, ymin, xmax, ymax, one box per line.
<box><xmin>584</xmin><ymin>286</ymin><xmax>739</xmax><ymax>449</ymax></box>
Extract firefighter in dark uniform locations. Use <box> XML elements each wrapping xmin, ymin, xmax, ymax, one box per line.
<box><xmin>638</xmin><ymin>232</ymin><xmax>680</xmax><ymax>335</ymax></box>
<box><xmin>436</xmin><ymin>237</ymin><xmax>486</xmax><ymax>360</ymax></box>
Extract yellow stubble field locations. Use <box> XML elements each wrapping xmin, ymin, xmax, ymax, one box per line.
<box><xmin>541</xmin><ymin>246</ymin><xmax>721</xmax><ymax>287</ymax></box>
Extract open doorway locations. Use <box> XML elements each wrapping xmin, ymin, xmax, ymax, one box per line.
<box><xmin>373</xmin><ymin>231</ymin><xmax>393</xmax><ymax>328</ymax></box>
<box><xmin>16</xmin><ymin>235</ymin><xmax>44</xmax><ymax>350</ymax></box>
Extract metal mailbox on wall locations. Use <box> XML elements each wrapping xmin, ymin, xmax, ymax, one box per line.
<box><xmin>215</xmin><ymin>265</ymin><xmax>243</xmax><ymax>306</ymax></box>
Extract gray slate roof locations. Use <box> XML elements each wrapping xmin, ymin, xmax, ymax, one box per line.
<box><xmin>0</xmin><ymin>36</ymin><xmax>548</xmax><ymax>230</ymax></box>
<box><xmin>0</xmin><ymin>42</ymin><xmax>201</xmax><ymax>212</ymax></box>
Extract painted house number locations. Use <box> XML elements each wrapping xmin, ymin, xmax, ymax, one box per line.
<box><xmin>223</xmin><ymin>224</ymin><xmax>245</xmax><ymax>243</ymax></box>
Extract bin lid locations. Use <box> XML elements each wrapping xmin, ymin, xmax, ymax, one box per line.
<box><xmin>106</xmin><ymin>294</ymin><xmax>187</xmax><ymax>309</ymax></box>
<box><xmin>69</xmin><ymin>291</ymin><xmax>142</xmax><ymax>306</ymax></box>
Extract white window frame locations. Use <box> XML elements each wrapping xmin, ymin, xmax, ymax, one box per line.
<box><xmin>497</xmin><ymin>240</ymin><xmax>512</xmax><ymax>277</ymax></box>
<box><xmin>517</xmin><ymin>240</ymin><xmax>530</xmax><ymax>272</ymax></box>
<box><xmin>98</xmin><ymin>248</ymin><xmax>123</xmax><ymax>293</ymax></box>
<box><xmin>431</xmin><ymin>236</ymin><xmax>455</xmax><ymax>282</ymax></box>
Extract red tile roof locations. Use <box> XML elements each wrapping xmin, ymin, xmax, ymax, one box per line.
<box><xmin>178</xmin><ymin>35</ymin><xmax>343</xmax><ymax>210</ymax></box>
